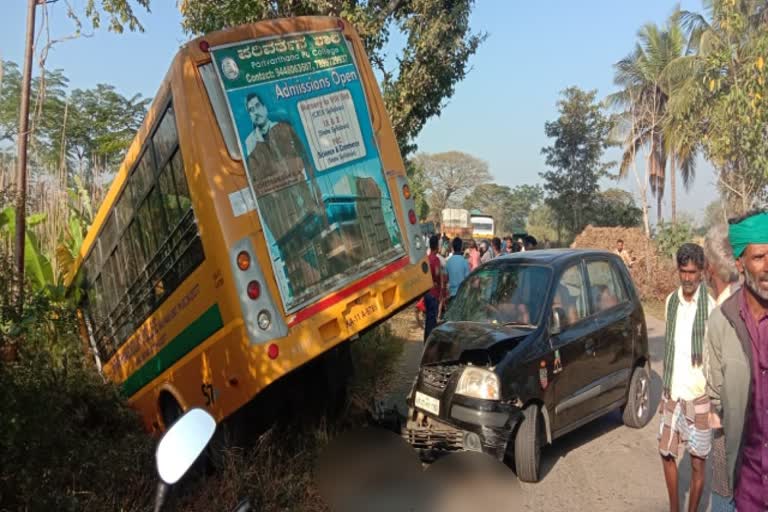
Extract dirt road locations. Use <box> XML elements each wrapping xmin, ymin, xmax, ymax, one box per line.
<box><xmin>381</xmin><ymin>309</ymin><xmax>715</xmax><ymax>512</ymax></box>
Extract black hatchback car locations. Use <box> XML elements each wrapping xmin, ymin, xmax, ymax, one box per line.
<box><xmin>402</xmin><ymin>249</ymin><xmax>651</xmax><ymax>482</ymax></box>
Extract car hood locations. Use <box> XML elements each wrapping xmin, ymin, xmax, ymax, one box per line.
<box><xmin>421</xmin><ymin>321</ymin><xmax>534</xmax><ymax>366</ymax></box>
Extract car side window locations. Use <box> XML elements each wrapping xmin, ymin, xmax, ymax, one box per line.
<box><xmin>586</xmin><ymin>260</ymin><xmax>626</xmax><ymax>313</ymax></box>
<box><xmin>610</xmin><ymin>261</ymin><xmax>629</xmax><ymax>303</ymax></box>
<box><xmin>552</xmin><ymin>264</ymin><xmax>588</xmax><ymax>328</ymax></box>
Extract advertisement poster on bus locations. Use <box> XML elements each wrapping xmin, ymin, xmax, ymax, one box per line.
<box><xmin>211</xmin><ymin>30</ymin><xmax>405</xmax><ymax>312</ymax></box>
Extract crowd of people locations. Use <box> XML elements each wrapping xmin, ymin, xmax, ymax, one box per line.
<box><xmin>659</xmin><ymin>209</ymin><xmax>767</xmax><ymax>512</ymax></box>
<box><xmin>421</xmin><ymin>232</ymin><xmax>540</xmax><ymax>341</ymax></box>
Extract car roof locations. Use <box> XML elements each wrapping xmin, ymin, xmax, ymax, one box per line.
<box><xmin>486</xmin><ymin>248</ymin><xmax>617</xmax><ymax>267</ymax></box>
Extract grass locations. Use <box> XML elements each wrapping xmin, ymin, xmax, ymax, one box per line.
<box><xmin>1</xmin><ymin>318</ymin><xmax>406</xmax><ymax>512</ymax></box>
<box><xmin>168</xmin><ymin>322</ymin><xmax>407</xmax><ymax>512</ymax></box>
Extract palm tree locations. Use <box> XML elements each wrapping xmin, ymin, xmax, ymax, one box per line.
<box><xmin>658</xmin><ymin>18</ymin><xmax>697</xmax><ymax>222</ymax></box>
<box><xmin>663</xmin><ymin>0</ymin><xmax>768</xmax><ymax>213</ymax></box>
<box><xmin>607</xmin><ymin>20</ymin><xmax>689</xmax><ymax>224</ymax></box>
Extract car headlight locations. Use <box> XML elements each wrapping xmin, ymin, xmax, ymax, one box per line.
<box><xmin>455</xmin><ymin>367</ymin><xmax>500</xmax><ymax>400</ymax></box>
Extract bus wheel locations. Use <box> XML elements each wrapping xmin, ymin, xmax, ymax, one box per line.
<box><xmin>159</xmin><ymin>392</ymin><xmax>183</xmax><ymax>430</ymax></box>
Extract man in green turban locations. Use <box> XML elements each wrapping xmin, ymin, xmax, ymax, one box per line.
<box><xmin>704</xmin><ymin>208</ymin><xmax>768</xmax><ymax>512</ymax></box>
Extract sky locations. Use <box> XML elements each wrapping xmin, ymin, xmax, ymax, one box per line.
<box><xmin>1</xmin><ymin>0</ymin><xmax>719</xmax><ymax>222</ymax></box>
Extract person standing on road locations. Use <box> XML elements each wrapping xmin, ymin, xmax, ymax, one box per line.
<box><xmin>480</xmin><ymin>240</ymin><xmax>494</xmax><ymax>264</ymax></box>
<box><xmin>658</xmin><ymin>243</ymin><xmax>714</xmax><ymax>512</ymax></box>
<box><xmin>445</xmin><ymin>236</ymin><xmax>470</xmax><ymax>303</ymax></box>
<box><xmin>467</xmin><ymin>239</ymin><xmax>481</xmax><ymax>270</ymax></box>
<box><xmin>704</xmin><ymin>209</ymin><xmax>768</xmax><ymax>512</ymax></box>
<box><xmin>491</xmin><ymin>237</ymin><xmax>503</xmax><ymax>259</ymax></box>
<box><xmin>423</xmin><ymin>235</ymin><xmax>447</xmax><ymax>342</ymax></box>
<box><xmin>703</xmin><ymin>223</ymin><xmax>742</xmax><ymax>511</ymax></box>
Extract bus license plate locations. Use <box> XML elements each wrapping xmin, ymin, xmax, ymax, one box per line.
<box><xmin>415</xmin><ymin>391</ymin><xmax>440</xmax><ymax>416</ymax></box>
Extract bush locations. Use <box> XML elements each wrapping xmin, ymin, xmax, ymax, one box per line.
<box><xmin>0</xmin><ymin>357</ymin><xmax>156</xmax><ymax>511</ymax></box>
<box><xmin>654</xmin><ymin>221</ymin><xmax>696</xmax><ymax>260</ymax></box>
<box><xmin>0</xmin><ymin>250</ymin><xmax>155</xmax><ymax>511</ymax></box>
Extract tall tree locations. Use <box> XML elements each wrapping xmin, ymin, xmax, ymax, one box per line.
<box><xmin>591</xmin><ymin>188</ymin><xmax>643</xmax><ymax>228</ymax></box>
<box><xmin>414</xmin><ymin>151</ymin><xmax>491</xmax><ymax>222</ymax></box>
<box><xmin>177</xmin><ymin>0</ymin><xmax>485</xmax><ymax>154</ymax></box>
<box><xmin>526</xmin><ymin>203</ymin><xmax>558</xmax><ymax>244</ymax></box>
<box><xmin>0</xmin><ymin>61</ymin><xmax>69</xmax><ymax>169</ymax></box>
<box><xmin>665</xmin><ymin>0</ymin><xmax>768</xmax><ymax>213</ymax></box>
<box><xmin>540</xmin><ymin>87</ymin><xmax>614</xmax><ymax>242</ymax></box>
<box><xmin>0</xmin><ymin>61</ymin><xmax>149</xmax><ymax>183</ymax></box>
<box><xmin>607</xmin><ymin>20</ymin><xmax>692</xmax><ymax>224</ymax></box>
<box><xmin>67</xmin><ymin>84</ymin><xmax>149</xmax><ymax>185</ymax></box>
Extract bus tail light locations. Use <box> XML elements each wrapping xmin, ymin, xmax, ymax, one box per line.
<box><xmin>267</xmin><ymin>343</ymin><xmax>279</xmax><ymax>359</ymax></box>
<box><xmin>199</xmin><ymin>40</ymin><xmax>210</xmax><ymax>53</ymax></box>
<box><xmin>247</xmin><ymin>280</ymin><xmax>261</xmax><ymax>300</ymax></box>
<box><xmin>395</xmin><ymin>174</ymin><xmax>426</xmax><ymax>264</ymax></box>
<box><xmin>237</xmin><ymin>251</ymin><xmax>251</xmax><ymax>271</ymax></box>
<box><xmin>258</xmin><ymin>310</ymin><xmax>271</xmax><ymax>330</ymax></box>
<box><xmin>230</xmin><ymin>237</ymin><xmax>288</xmax><ymax>344</ymax></box>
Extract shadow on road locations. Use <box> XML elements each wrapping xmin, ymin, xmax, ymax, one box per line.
<box><xmin>535</xmin><ymin>367</ymin><xmax>664</xmax><ymax>481</ymax></box>
<box><xmin>537</xmin><ymin>410</ymin><xmax>624</xmax><ymax>480</ymax></box>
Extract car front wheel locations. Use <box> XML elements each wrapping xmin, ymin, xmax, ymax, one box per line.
<box><xmin>622</xmin><ymin>365</ymin><xmax>651</xmax><ymax>428</ymax></box>
<box><xmin>514</xmin><ymin>404</ymin><xmax>543</xmax><ymax>483</ymax></box>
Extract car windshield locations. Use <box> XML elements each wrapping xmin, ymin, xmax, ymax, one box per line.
<box><xmin>444</xmin><ymin>264</ymin><xmax>552</xmax><ymax>326</ymax></box>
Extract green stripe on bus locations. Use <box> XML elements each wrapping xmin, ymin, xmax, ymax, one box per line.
<box><xmin>121</xmin><ymin>304</ymin><xmax>223</xmax><ymax>397</ymax></box>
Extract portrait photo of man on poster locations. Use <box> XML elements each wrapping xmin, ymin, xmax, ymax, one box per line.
<box><xmin>243</xmin><ymin>91</ymin><xmax>311</xmax><ymax>195</ymax></box>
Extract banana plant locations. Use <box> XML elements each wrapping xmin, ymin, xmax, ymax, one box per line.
<box><xmin>55</xmin><ymin>176</ymin><xmax>93</xmax><ymax>298</ymax></box>
<box><xmin>0</xmin><ymin>207</ymin><xmax>55</xmax><ymax>293</ymax></box>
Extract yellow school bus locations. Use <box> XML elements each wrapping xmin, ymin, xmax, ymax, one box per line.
<box><xmin>67</xmin><ymin>16</ymin><xmax>431</xmax><ymax>434</ymax></box>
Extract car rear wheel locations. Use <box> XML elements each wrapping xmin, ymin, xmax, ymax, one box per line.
<box><xmin>514</xmin><ymin>404</ymin><xmax>542</xmax><ymax>483</ymax></box>
<box><xmin>622</xmin><ymin>365</ymin><xmax>651</xmax><ymax>428</ymax></box>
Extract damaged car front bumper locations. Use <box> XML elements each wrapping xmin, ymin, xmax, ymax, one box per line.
<box><xmin>400</xmin><ymin>365</ymin><xmax>523</xmax><ymax>461</ymax></box>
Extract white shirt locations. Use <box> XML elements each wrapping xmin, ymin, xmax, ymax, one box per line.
<box><xmin>665</xmin><ymin>286</ymin><xmax>716</xmax><ymax>401</ymax></box>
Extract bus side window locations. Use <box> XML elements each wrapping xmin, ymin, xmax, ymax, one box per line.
<box><xmin>170</xmin><ymin>149</ymin><xmax>204</xmax><ymax>274</ymax></box>
<box><xmin>170</xmin><ymin>150</ymin><xmax>191</xmax><ymax>208</ymax></box>
<box><xmin>153</xmin><ymin>106</ymin><xmax>178</xmax><ymax>166</ymax></box>
<box><xmin>158</xmin><ymin>162</ymin><xmax>182</xmax><ymax>227</ymax></box>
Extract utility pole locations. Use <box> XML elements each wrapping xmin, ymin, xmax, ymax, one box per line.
<box><xmin>15</xmin><ymin>0</ymin><xmax>39</xmax><ymax>312</ymax></box>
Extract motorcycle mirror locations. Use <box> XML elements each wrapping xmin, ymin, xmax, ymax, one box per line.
<box><xmin>156</xmin><ymin>408</ymin><xmax>216</xmax><ymax>485</ymax></box>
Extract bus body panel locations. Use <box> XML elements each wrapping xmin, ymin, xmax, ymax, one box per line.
<box><xmin>128</xmin><ymin>257</ymin><xmax>429</xmax><ymax>433</ymax></box>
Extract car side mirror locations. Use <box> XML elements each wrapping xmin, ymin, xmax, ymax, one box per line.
<box><xmin>550</xmin><ymin>307</ymin><xmax>565</xmax><ymax>336</ymax></box>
